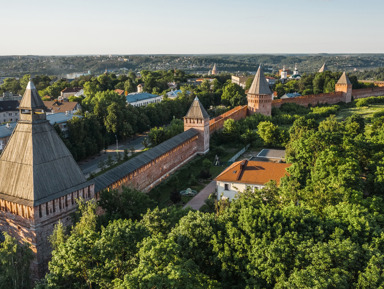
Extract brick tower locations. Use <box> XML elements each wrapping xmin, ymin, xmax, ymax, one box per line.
<box><xmin>335</xmin><ymin>71</ymin><xmax>352</xmax><ymax>103</ymax></box>
<box><xmin>247</xmin><ymin>66</ymin><xmax>273</xmax><ymax>116</ymax></box>
<box><xmin>0</xmin><ymin>80</ymin><xmax>94</xmax><ymax>279</ymax></box>
<box><xmin>184</xmin><ymin>97</ymin><xmax>210</xmax><ymax>154</ymax></box>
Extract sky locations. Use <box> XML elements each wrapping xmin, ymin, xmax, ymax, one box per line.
<box><xmin>0</xmin><ymin>0</ymin><xmax>383</xmax><ymax>55</ymax></box>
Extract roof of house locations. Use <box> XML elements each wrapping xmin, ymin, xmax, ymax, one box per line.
<box><xmin>126</xmin><ymin>92</ymin><xmax>160</xmax><ymax>103</ymax></box>
<box><xmin>93</xmin><ymin>128</ymin><xmax>199</xmax><ymax>192</ymax></box>
<box><xmin>0</xmin><ymin>100</ymin><xmax>19</xmax><ymax>112</ymax></box>
<box><xmin>47</xmin><ymin>112</ymin><xmax>82</xmax><ymax>124</ymax></box>
<box><xmin>248</xmin><ymin>66</ymin><xmax>272</xmax><ymax>95</ymax></box>
<box><xmin>0</xmin><ymin>80</ymin><xmax>87</xmax><ymax>207</ymax></box>
<box><xmin>115</xmin><ymin>89</ymin><xmax>125</xmax><ymax>96</ymax></box>
<box><xmin>0</xmin><ymin>113</ymin><xmax>81</xmax><ymax>139</ymax></box>
<box><xmin>337</xmin><ymin>72</ymin><xmax>352</xmax><ymax>85</ymax></box>
<box><xmin>184</xmin><ymin>97</ymin><xmax>209</xmax><ymax>119</ymax></box>
<box><xmin>167</xmin><ymin>90</ymin><xmax>182</xmax><ymax>98</ymax></box>
<box><xmin>318</xmin><ymin>63</ymin><xmax>329</xmax><ymax>73</ymax></box>
<box><xmin>0</xmin><ymin>122</ymin><xmax>17</xmax><ymax>138</ymax></box>
<box><xmin>43</xmin><ymin>101</ymin><xmax>79</xmax><ymax>114</ymax></box>
<box><xmin>61</xmin><ymin>87</ymin><xmax>83</xmax><ymax>93</ymax></box>
<box><xmin>215</xmin><ymin>160</ymin><xmax>290</xmax><ymax>186</ymax></box>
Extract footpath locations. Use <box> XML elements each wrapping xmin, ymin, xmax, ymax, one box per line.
<box><xmin>183</xmin><ymin>180</ymin><xmax>216</xmax><ymax>210</ymax></box>
<box><xmin>183</xmin><ymin>145</ymin><xmax>252</xmax><ymax>210</ymax></box>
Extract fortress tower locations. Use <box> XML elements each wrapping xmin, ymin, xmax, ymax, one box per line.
<box><xmin>184</xmin><ymin>97</ymin><xmax>210</xmax><ymax>154</ymax></box>
<box><xmin>319</xmin><ymin>63</ymin><xmax>329</xmax><ymax>72</ymax></box>
<box><xmin>335</xmin><ymin>71</ymin><xmax>352</xmax><ymax>103</ymax></box>
<box><xmin>247</xmin><ymin>66</ymin><xmax>273</xmax><ymax>116</ymax></box>
<box><xmin>0</xmin><ymin>81</ymin><xmax>94</xmax><ymax>278</ymax></box>
<box><xmin>211</xmin><ymin>63</ymin><xmax>217</xmax><ymax>75</ymax></box>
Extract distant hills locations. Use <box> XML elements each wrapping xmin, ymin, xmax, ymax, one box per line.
<box><xmin>1</xmin><ymin>54</ymin><xmax>384</xmax><ymax>78</ymax></box>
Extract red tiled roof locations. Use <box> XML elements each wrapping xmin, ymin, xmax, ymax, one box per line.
<box><xmin>114</xmin><ymin>89</ymin><xmax>125</xmax><ymax>96</ymax></box>
<box><xmin>216</xmin><ymin>160</ymin><xmax>290</xmax><ymax>185</ymax></box>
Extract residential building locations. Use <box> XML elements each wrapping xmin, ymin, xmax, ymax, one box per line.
<box><xmin>0</xmin><ymin>100</ymin><xmax>19</xmax><ymax>123</ymax></box>
<box><xmin>43</xmin><ymin>100</ymin><xmax>81</xmax><ymax>114</ymax></box>
<box><xmin>126</xmin><ymin>92</ymin><xmax>163</xmax><ymax>107</ymax></box>
<box><xmin>231</xmin><ymin>75</ymin><xmax>249</xmax><ymax>88</ymax></box>
<box><xmin>265</xmin><ymin>76</ymin><xmax>277</xmax><ymax>85</ymax></box>
<box><xmin>60</xmin><ymin>87</ymin><xmax>84</xmax><ymax>99</ymax></box>
<box><xmin>216</xmin><ymin>160</ymin><xmax>291</xmax><ymax>200</ymax></box>
<box><xmin>0</xmin><ymin>92</ymin><xmax>22</xmax><ymax>101</ymax></box>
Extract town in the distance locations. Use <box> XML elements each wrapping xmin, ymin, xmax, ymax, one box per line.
<box><xmin>1</xmin><ymin>56</ymin><xmax>384</xmax><ymax>288</ymax></box>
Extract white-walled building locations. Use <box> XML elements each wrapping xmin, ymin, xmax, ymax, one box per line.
<box><xmin>215</xmin><ymin>160</ymin><xmax>291</xmax><ymax>200</ymax></box>
<box><xmin>126</xmin><ymin>92</ymin><xmax>163</xmax><ymax>107</ymax></box>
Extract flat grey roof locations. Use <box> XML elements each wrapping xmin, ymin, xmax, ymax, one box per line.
<box><xmin>256</xmin><ymin>149</ymin><xmax>286</xmax><ymax>160</ymax></box>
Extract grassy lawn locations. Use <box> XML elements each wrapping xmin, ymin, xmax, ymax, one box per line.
<box><xmin>336</xmin><ymin>104</ymin><xmax>384</xmax><ymax>121</ymax></box>
<box><xmin>148</xmin><ymin>144</ymin><xmax>243</xmax><ymax>208</ymax></box>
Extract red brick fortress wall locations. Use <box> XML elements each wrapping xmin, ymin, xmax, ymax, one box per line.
<box><xmin>209</xmin><ymin>105</ymin><xmax>248</xmax><ymax>134</ymax></box>
<box><xmin>352</xmin><ymin>87</ymin><xmax>384</xmax><ymax>99</ymax></box>
<box><xmin>100</xmin><ymin>134</ymin><xmax>199</xmax><ymax>193</ymax></box>
<box><xmin>272</xmin><ymin>92</ymin><xmax>344</xmax><ymax>108</ymax></box>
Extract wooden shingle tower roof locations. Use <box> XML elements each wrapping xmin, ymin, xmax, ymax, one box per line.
<box><xmin>248</xmin><ymin>65</ymin><xmax>272</xmax><ymax>95</ymax></box>
<box><xmin>0</xmin><ymin>80</ymin><xmax>87</xmax><ymax>207</ymax></box>
<box><xmin>184</xmin><ymin>97</ymin><xmax>209</xmax><ymax>120</ymax></box>
<box><xmin>337</xmin><ymin>71</ymin><xmax>352</xmax><ymax>85</ymax></box>
<box><xmin>318</xmin><ymin>63</ymin><xmax>329</xmax><ymax>73</ymax></box>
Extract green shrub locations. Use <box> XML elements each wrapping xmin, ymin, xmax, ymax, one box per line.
<box><xmin>373</xmin><ymin>110</ymin><xmax>384</xmax><ymax>119</ymax></box>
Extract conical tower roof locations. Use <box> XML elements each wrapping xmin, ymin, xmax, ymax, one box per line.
<box><xmin>0</xmin><ymin>81</ymin><xmax>87</xmax><ymax>207</ymax></box>
<box><xmin>337</xmin><ymin>71</ymin><xmax>352</xmax><ymax>85</ymax></box>
<box><xmin>19</xmin><ymin>80</ymin><xmax>46</xmax><ymax>110</ymax></box>
<box><xmin>318</xmin><ymin>63</ymin><xmax>329</xmax><ymax>73</ymax></box>
<box><xmin>212</xmin><ymin>63</ymin><xmax>217</xmax><ymax>74</ymax></box>
<box><xmin>185</xmin><ymin>97</ymin><xmax>209</xmax><ymax>119</ymax></box>
<box><xmin>248</xmin><ymin>66</ymin><xmax>272</xmax><ymax>95</ymax></box>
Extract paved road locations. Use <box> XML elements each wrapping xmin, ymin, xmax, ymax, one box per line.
<box><xmin>183</xmin><ymin>181</ymin><xmax>216</xmax><ymax>210</ymax></box>
<box><xmin>78</xmin><ymin>134</ymin><xmax>147</xmax><ymax>177</ymax></box>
